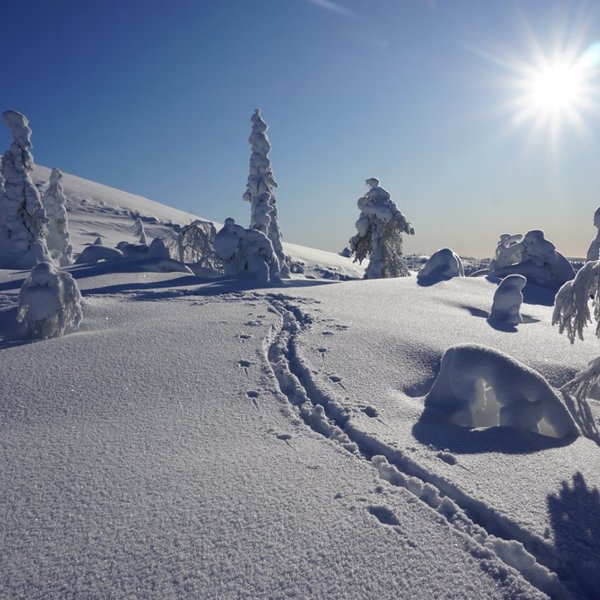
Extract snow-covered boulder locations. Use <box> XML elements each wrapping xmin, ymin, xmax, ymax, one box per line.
<box><xmin>75</xmin><ymin>244</ymin><xmax>123</xmax><ymax>264</ymax></box>
<box><xmin>417</xmin><ymin>248</ymin><xmax>464</xmax><ymax>284</ymax></box>
<box><xmin>490</xmin><ymin>274</ymin><xmax>526</xmax><ymax>325</ymax></box>
<box><xmin>16</xmin><ymin>261</ymin><xmax>83</xmax><ymax>339</ymax></box>
<box><xmin>349</xmin><ymin>178</ymin><xmax>414</xmax><ymax>279</ymax></box>
<box><xmin>42</xmin><ymin>168</ymin><xmax>73</xmax><ymax>266</ymax></box>
<box><xmin>586</xmin><ymin>207</ymin><xmax>600</xmax><ymax>262</ymax></box>
<box><xmin>424</xmin><ymin>344</ymin><xmax>579</xmax><ymax>439</ymax></box>
<box><xmin>0</xmin><ymin>110</ymin><xmax>52</xmax><ymax>269</ymax></box>
<box><xmin>214</xmin><ymin>218</ymin><xmax>281</xmax><ymax>283</ymax></box>
<box><xmin>487</xmin><ymin>230</ymin><xmax>574</xmax><ymax>289</ymax></box>
<box><xmin>242</xmin><ymin>108</ymin><xmax>289</xmax><ymax>277</ymax></box>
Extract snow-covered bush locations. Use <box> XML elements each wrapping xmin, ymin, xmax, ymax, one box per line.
<box><xmin>586</xmin><ymin>207</ymin><xmax>600</xmax><ymax>261</ymax></box>
<box><xmin>0</xmin><ymin>110</ymin><xmax>52</xmax><ymax>269</ymax></box>
<box><xmin>424</xmin><ymin>344</ymin><xmax>579</xmax><ymax>439</ymax></box>
<box><xmin>242</xmin><ymin>108</ymin><xmax>289</xmax><ymax>277</ymax></box>
<box><xmin>349</xmin><ymin>178</ymin><xmax>414</xmax><ymax>279</ymax></box>
<box><xmin>490</xmin><ymin>274</ymin><xmax>526</xmax><ymax>325</ymax></box>
<box><xmin>133</xmin><ymin>216</ymin><xmax>148</xmax><ymax>245</ymax></box>
<box><xmin>417</xmin><ymin>248</ymin><xmax>464</xmax><ymax>284</ymax></box>
<box><xmin>487</xmin><ymin>230</ymin><xmax>573</xmax><ymax>289</ymax></box>
<box><xmin>42</xmin><ymin>168</ymin><xmax>73</xmax><ymax>266</ymax></box>
<box><xmin>163</xmin><ymin>220</ymin><xmax>220</xmax><ymax>271</ymax></box>
<box><xmin>75</xmin><ymin>244</ymin><xmax>123</xmax><ymax>264</ymax></box>
<box><xmin>17</xmin><ymin>261</ymin><xmax>83</xmax><ymax>339</ymax></box>
<box><xmin>214</xmin><ymin>218</ymin><xmax>281</xmax><ymax>283</ymax></box>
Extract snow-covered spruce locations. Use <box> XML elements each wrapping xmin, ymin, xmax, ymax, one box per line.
<box><xmin>424</xmin><ymin>344</ymin><xmax>579</xmax><ymax>439</ymax></box>
<box><xmin>490</xmin><ymin>274</ymin><xmax>526</xmax><ymax>325</ymax></box>
<box><xmin>133</xmin><ymin>216</ymin><xmax>148</xmax><ymax>245</ymax></box>
<box><xmin>42</xmin><ymin>168</ymin><xmax>73</xmax><ymax>266</ymax></box>
<box><xmin>487</xmin><ymin>230</ymin><xmax>573</xmax><ymax>289</ymax></box>
<box><xmin>17</xmin><ymin>261</ymin><xmax>83</xmax><ymax>339</ymax></box>
<box><xmin>417</xmin><ymin>248</ymin><xmax>464</xmax><ymax>284</ymax></box>
<box><xmin>349</xmin><ymin>178</ymin><xmax>414</xmax><ymax>279</ymax></box>
<box><xmin>242</xmin><ymin>108</ymin><xmax>289</xmax><ymax>277</ymax></box>
<box><xmin>586</xmin><ymin>207</ymin><xmax>600</xmax><ymax>262</ymax></box>
<box><xmin>0</xmin><ymin>110</ymin><xmax>51</xmax><ymax>269</ymax></box>
<box><xmin>214</xmin><ymin>218</ymin><xmax>281</xmax><ymax>283</ymax></box>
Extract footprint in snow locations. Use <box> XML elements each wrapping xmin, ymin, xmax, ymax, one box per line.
<box><xmin>239</xmin><ymin>360</ymin><xmax>253</xmax><ymax>375</ymax></box>
<box><xmin>368</xmin><ymin>505</ymin><xmax>400</xmax><ymax>527</ymax></box>
<box><xmin>322</xmin><ymin>331</ymin><xmax>334</xmax><ymax>336</ymax></box>
<box><xmin>246</xmin><ymin>390</ymin><xmax>260</xmax><ymax>410</ymax></box>
<box><xmin>236</xmin><ymin>333</ymin><xmax>252</xmax><ymax>341</ymax></box>
<box><xmin>329</xmin><ymin>375</ymin><xmax>347</xmax><ymax>391</ymax></box>
<box><xmin>317</xmin><ymin>347</ymin><xmax>327</xmax><ymax>361</ymax></box>
<box><xmin>360</xmin><ymin>405</ymin><xmax>379</xmax><ymax>418</ymax></box>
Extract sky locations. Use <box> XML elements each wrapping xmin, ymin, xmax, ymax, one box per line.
<box><xmin>2</xmin><ymin>0</ymin><xmax>600</xmax><ymax>257</ymax></box>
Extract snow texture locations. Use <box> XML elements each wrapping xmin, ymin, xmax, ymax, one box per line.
<box><xmin>586</xmin><ymin>207</ymin><xmax>600</xmax><ymax>261</ymax></box>
<box><xmin>490</xmin><ymin>274</ymin><xmax>526</xmax><ymax>325</ymax></box>
<box><xmin>42</xmin><ymin>168</ymin><xmax>73</xmax><ymax>266</ymax></box>
<box><xmin>133</xmin><ymin>215</ymin><xmax>148</xmax><ymax>245</ymax></box>
<box><xmin>349</xmin><ymin>178</ymin><xmax>414</xmax><ymax>279</ymax></box>
<box><xmin>424</xmin><ymin>344</ymin><xmax>579</xmax><ymax>439</ymax></box>
<box><xmin>242</xmin><ymin>108</ymin><xmax>289</xmax><ymax>277</ymax></box>
<box><xmin>16</xmin><ymin>261</ymin><xmax>82</xmax><ymax>339</ymax></box>
<box><xmin>0</xmin><ymin>111</ymin><xmax>51</xmax><ymax>269</ymax></box>
<box><xmin>417</xmin><ymin>247</ymin><xmax>464</xmax><ymax>284</ymax></box>
<box><xmin>488</xmin><ymin>230</ymin><xmax>574</xmax><ymax>289</ymax></box>
<box><xmin>214</xmin><ymin>217</ymin><xmax>281</xmax><ymax>283</ymax></box>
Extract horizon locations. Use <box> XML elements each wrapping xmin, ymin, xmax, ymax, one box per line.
<box><xmin>2</xmin><ymin>0</ymin><xmax>600</xmax><ymax>258</ymax></box>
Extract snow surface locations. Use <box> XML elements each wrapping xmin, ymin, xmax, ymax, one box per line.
<box><xmin>1</xmin><ymin>170</ymin><xmax>599</xmax><ymax>598</ymax></box>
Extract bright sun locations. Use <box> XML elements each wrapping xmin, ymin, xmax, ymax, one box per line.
<box><xmin>528</xmin><ymin>64</ymin><xmax>582</xmax><ymax>112</ymax></box>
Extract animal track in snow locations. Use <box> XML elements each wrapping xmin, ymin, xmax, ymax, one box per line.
<box><xmin>360</xmin><ymin>405</ymin><xmax>379</xmax><ymax>418</ymax></box>
<box><xmin>317</xmin><ymin>347</ymin><xmax>327</xmax><ymax>361</ymax></box>
<box><xmin>236</xmin><ymin>333</ymin><xmax>252</xmax><ymax>341</ymax></box>
<box><xmin>322</xmin><ymin>331</ymin><xmax>334</xmax><ymax>336</ymax></box>
<box><xmin>246</xmin><ymin>390</ymin><xmax>260</xmax><ymax>410</ymax></box>
<box><xmin>329</xmin><ymin>375</ymin><xmax>347</xmax><ymax>391</ymax></box>
<box><xmin>367</xmin><ymin>505</ymin><xmax>400</xmax><ymax>527</ymax></box>
<box><xmin>239</xmin><ymin>360</ymin><xmax>253</xmax><ymax>375</ymax></box>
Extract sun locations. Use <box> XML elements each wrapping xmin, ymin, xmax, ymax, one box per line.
<box><xmin>528</xmin><ymin>63</ymin><xmax>583</xmax><ymax>112</ymax></box>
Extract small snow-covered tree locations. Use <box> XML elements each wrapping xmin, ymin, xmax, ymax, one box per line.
<box><xmin>417</xmin><ymin>248</ymin><xmax>464</xmax><ymax>284</ymax></box>
<box><xmin>586</xmin><ymin>207</ymin><xmax>600</xmax><ymax>262</ymax></box>
<box><xmin>490</xmin><ymin>274</ymin><xmax>526</xmax><ymax>325</ymax></box>
<box><xmin>17</xmin><ymin>261</ymin><xmax>83</xmax><ymax>339</ymax></box>
<box><xmin>133</xmin><ymin>216</ymin><xmax>148</xmax><ymax>245</ymax></box>
<box><xmin>243</xmin><ymin>108</ymin><xmax>289</xmax><ymax>277</ymax></box>
<box><xmin>163</xmin><ymin>220</ymin><xmax>220</xmax><ymax>271</ymax></box>
<box><xmin>42</xmin><ymin>168</ymin><xmax>73</xmax><ymax>266</ymax></box>
<box><xmin>0</xmin><ymin>110</ymin><xmax>51</xmax><ymax>269</ymax></box>
<box><xmin>349</xmin><ymin>178</ymin><xmax>414</xmax><ymax>279</ymax></box>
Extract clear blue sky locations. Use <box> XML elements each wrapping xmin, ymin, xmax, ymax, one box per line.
<box><xmin>2</xmin><ymin>0</ymin><xmax>600</xmax><ymax>257</ymax></box>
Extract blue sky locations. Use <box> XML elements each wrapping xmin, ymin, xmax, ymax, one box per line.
<box><xmin>2</xmin><ymin>0</ymin><xmax>600</xmax><ymax>257</ymax></box>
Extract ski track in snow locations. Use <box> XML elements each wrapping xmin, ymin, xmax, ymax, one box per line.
<box><xmin>232</xmin><ymin>291</ymin><xmax>590</xmax><ymax>600</ymax></box>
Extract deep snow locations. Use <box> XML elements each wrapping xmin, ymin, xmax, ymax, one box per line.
<box><xmin>1</xmin><ymin>169</ymin><xmax>599</xmax><ymax>599</ymax></box>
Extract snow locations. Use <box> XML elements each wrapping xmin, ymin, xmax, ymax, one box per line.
<box><xmin>417</xmin><ymin>247</ymin><xmax>464</xmax><ymax>285</ymax></box>
<box><xmin>1</xmin><ymin>169</ymin><xmax>599</xmax><ymax>598</ymax></box>
<box><xmin>490</xmin><ymin>274</ymin><xmax>526</xmax><ymax>325</ymax></box>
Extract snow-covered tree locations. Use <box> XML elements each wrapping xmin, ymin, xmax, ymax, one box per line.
<box><xmin>17</xmin><ymin>261</ymin><xmax>83</xmax><ymax>339</ymax></box>
<box><xmin>214</xmin><ymin>218</ymin><xmax>281</xmax><ymax>283</ymax></box>
<box><xmin>0</xmin><ymin>110</ymin><xmax>51</xmax><ymax>269</ymax></box>
<box><xmin>133</xmin><ymin>216</ymin><xmax>148</xmax><ymax>245</ymax></box>
<box><xmin>553</xmin><ymin>260</ymin><xmax>600</xmax><ymax>401</ymax></box>
<box><xmin>417</xmin><ymin>248</ymin><xmax>464</xmax><ymax>284</ymax></box>
<box><xmin>349</xmin><ymin>178</ymin><xmax>414</xmax><ymax>279</ymax></box>
<box><xmin>586</xmin><ymin>207</ymin><xmax>600</xmax><ymax>262</ymax></box>
<box><xmin>162</xmin><ymin>220</ymin><xmax>220</xmax><ymax>271</ymax></box>
<box><xmin>243</xmin><ymin>108</ymin><xmax>289</xmax><ymax>277</ymax></box>
<box><xmin>42</xmin><ymin>168</ymin><xmax>73</xmax><ymax>266</ymax></box>
<box><xmin>490</xmin><ymin>274</ymin><xmax>526</xmax><ymax>325</ymax></box>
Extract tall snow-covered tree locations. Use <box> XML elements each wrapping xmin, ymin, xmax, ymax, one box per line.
<box><xmin>133</xmin><ymin>216</ymin><xmax>148</xmax><ymax>245</ymax></box>
<box><xmin>0</xmin><ymin>110</ymin><xmax>51</xmax><ymax>269</ymax></box>
<box><xmin>349</xmin><ymin>178</ymin><xmax>414</xmax><ymax>279</ymax></box>
<box><xmin>243</xmin><ymin>108</ymin><xmax>289</xmax><ymax>277</ymax></box>
<box><xmin>42</xmin><ymin>168</ymin><xmax>73</xmax><ymax>266</ymax></box>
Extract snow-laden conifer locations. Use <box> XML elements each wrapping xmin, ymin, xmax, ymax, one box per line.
<box><xmin>42</xmin><ymin>168</ymin><xmax>73</xmax><ymax>266</ymax></box>
<box><xmin>17</xmin><ymin>261</ymin><xmax>83</xmax><ymax>339</ymax></box>
<box><xmin>349</xmin><ymin>178</ymin><xmax>414</xmax><ymax>279</ymax></box>
<box><xmin>0</xmin><ymin>111</ymin><xmax>51</xmax><ymax>269</ymax></box>
<box><xmin>133</xmin><ymin>216</ymin><xmax>148</xmax><ymax>245</ymax></box>
<box><xmin>243</xmin><ymin>109</ymin><xmax>289</xmax><ymax>277</ymax></box>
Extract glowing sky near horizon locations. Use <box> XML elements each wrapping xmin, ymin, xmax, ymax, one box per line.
<box><xmin>1</xmin><ymin>0</ymin><xmax>600</xmax><ymax>258</ymax></box>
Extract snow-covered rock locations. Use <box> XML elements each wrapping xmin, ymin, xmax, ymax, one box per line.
<box><xmin>490</xmin><ymin>274</ymin><xmax>526</xmax><ymax>325</ymax></box>
<box><xmin>42</xmin><ymin>168</ymin><xmax>73</xmax><ymax>266</ymax></box>
<box><xmin>349</xmin><ymin>178</ymin><xmax>414</xmax><ymax>279</ymax></box>
<box><xmin>16</xmin><ymin>261</ymin><xmax>82</xmax><ymax>339</ymax></box>
<box><xmin>417</xmin><ymin>248</ymin><xmax>464</xmax><ymax>284</ymax></box>
<box><xmin>0</xmin><ymin>111</ymin><xmax>51</xmax><ymax>269</ymax></box>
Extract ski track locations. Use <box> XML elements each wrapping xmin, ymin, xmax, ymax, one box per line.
<box><xmin>236</xmin><ymin>291</ymin><xmax>592</xmax><ymax>600</ymax></box>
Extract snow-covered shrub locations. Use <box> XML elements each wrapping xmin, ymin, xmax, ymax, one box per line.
<box><xmin>0</xmin><ymin>110</ymin><xmax>52</xmax><ymax>269</ymax></box>
<box><xmin>349</xmin><ymin>178</ymin><xmax>414</xmax><ymax>279</ymax></box>
<box><xmin>242</xmin><ymin>108</ymin><xmax>289</xmax><ymax>277</ymax></box>
<box><xmin>42</xmin><ymin>168</ymin><xmax>73</xmax><ymax>266</ymax></box>
<box><xmin>586</xmin><ymin>207</ymin><xmax>600</xmax><ymax>261</ymax></box>
<box><xmin>417</xmin><ymin>248</ymin><xmax>464</xmax><ymax>284</ymax></box>
<box><xmin>117</xmin><ymin>241</ymin><xmax>150</xmax><ymax>260</ymax></box>
<box><xmin>133</xmin><ymin>216</ymin><xmax>148</xmax><ymax>245</ymax></box>
<box><xmin>214</xmin><ymin>218</ymin><xmax>281</xmax><ymax>283</ymax></box>
<box><xmin>163</xmin><ymin>220</ymin><xmax>220</xmax><ymax>271</ymax></box>
<box><xmin>490</xmin><ymin>274</ymin><xmax>526</xmax><ymax>325</ymax></box>
<box><xmin>17</xmin><ymin>261</ymin><xmax>83</xmax><ymax>339</ymax></box>
<box><xmin>424</xmin><ymin>344</ymin><xmax>579</xmax><ymax>439</ymax></box>
<box><xmin>75</xmin><ymin>244</ymin><xmax>123</xmax><ymax>264</ymax></box>
<box><xmin>487</xmin><ymin>230</ymin><xmax>573</xmax><ymax>289</ymax></box>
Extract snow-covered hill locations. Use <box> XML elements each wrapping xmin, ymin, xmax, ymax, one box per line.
<box><xmin>1</xmin><ymin>170</ymin><xmax>599</xmax><ymax>599</ymax></box>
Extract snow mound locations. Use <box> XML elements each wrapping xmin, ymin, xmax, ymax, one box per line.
<box><xmin>417</xmin><ymin>247</ymin><xmax>464</xmax><ymax>285</ymax></box>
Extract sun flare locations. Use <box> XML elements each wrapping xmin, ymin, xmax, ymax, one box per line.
<box><xmin>528</xmin><ymin>64</ymin><xmax>582</xmax><ymax>111</ymax></box>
